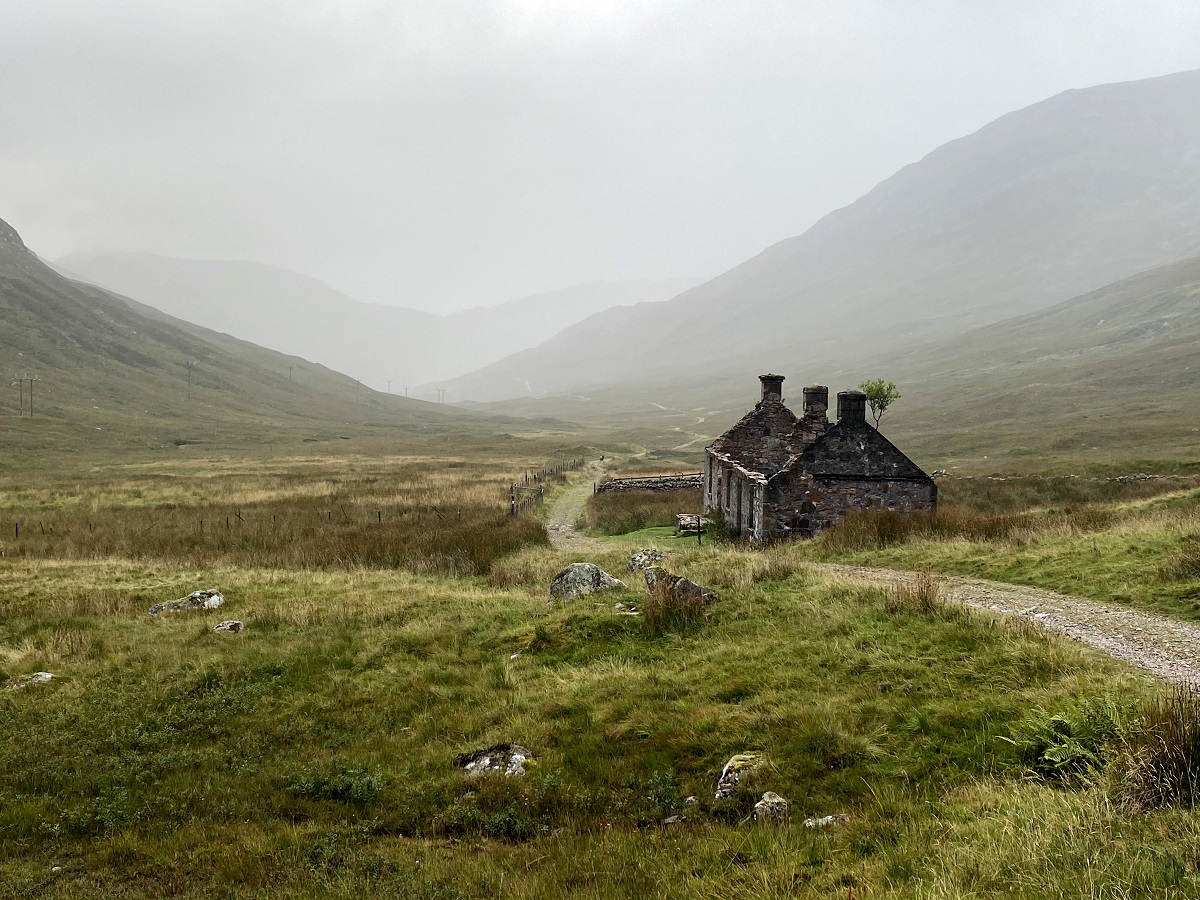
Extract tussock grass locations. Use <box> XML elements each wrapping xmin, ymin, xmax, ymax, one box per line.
<box><xmin>0</xmin><ymin>455</ymin><xmax>548</xmax><ymax>575</ymax></box>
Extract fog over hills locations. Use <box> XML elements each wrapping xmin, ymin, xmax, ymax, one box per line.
<box><xmin>57</xmin><ymin>252</ymin><xmax>694</xmax><ymax>394</ymax></box>
<box><xmin>0</xmin><ymin>218</ymin><xmax>483</xmax><ymax>450</ymax></box>
<box><xmin>447</xmin><ymin>68</ymin><xmax>1200</xmax><ymax>403</ymax></box>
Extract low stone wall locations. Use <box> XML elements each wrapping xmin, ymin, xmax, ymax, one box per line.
<box><xmin>596</xmin><ymin>474</ymin><xmax>703</xmax><ymax>494</ymax></box>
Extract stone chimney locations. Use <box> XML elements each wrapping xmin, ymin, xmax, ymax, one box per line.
<box><xmin>837</xmin><ymin>390</ymin><xmax>867</xmax><ymax>424</ymax></box>
<box><xmin>802</xmin><ymin>385</ymin><xmax>829</xmax><ymax>418</ymax></box>
<box><xmin>759</xmin><ymin>374</ymin><xmax>784</xmax><ymax>404</ymax></box>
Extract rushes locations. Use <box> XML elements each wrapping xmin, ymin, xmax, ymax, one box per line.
<box><xmin>1113</xmin><ymin>684</ymin><xmax>1200</xmax><ymax>812</ymax></box>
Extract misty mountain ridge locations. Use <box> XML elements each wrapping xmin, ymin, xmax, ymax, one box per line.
<box><xmin>57</xmin><ymin>251</ymin><xmax>695</xmax><ymax>393</ymax></box>
<box><xmin>0</xmin><ymin>217</ymin><xmax>491</xmax><ymax>451</ymax></box>
<box><xmin>446</xmin><ymin>67</ymin><xmax>1200</xmax><ymax>402</ymax></box>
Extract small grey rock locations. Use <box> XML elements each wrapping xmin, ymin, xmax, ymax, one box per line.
<box><xmin>213</xmin><ymin>620</ymin><xmax>243</xmax><ymax>633</ymax></box>
<box><xmin>4</xmin><ymin>672</ymin><xmax>53</xmax><ymax>691</ymax></box>
<box><xmin>804</xmin><ymin>813</ymin><xmax>851</xmax><ymax>828</ymax></box>
<box><xmin>715</xmin><ymin>752</ymin><xmax>762</xmax><ymax>800</ymax></box>
<box><xmin>461</xmin><ymin>744</ymin><xmax>532</xmax><ymax>778</ymax></box>
<box><xmin>149</xmin><ymin>589</ymin><xmax>224</xmax><ymax>617</ymax></box>
<box><xmin>753</xmin><ymin>791</ymin><xmax>789</xmax><ymax>822</ymax></box>
<box><xmin>628</xmin><ymin>548</ymin><xmax>667</xmax><ymax>574</ymax></box>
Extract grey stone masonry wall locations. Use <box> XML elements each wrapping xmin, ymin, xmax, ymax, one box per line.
<box><xmin>764</xmin><ymin>472</ymin><xmax>936</xmax><ymax>538</ymax></box>
<box><xmin>596</xmin><ymin>474</ymin><xmax>703</xmax><ymax>494</ymax></box>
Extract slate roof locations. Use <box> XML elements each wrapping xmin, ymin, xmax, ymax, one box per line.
<box><xmin>707</xmin><ymin>400</ymin><xmax>800</xmax><ymax>479</ymax></box>
<box><xmin>789</xmin><ymin>419</ymin><xmax>932</xmax><ymax>482</ymax></box>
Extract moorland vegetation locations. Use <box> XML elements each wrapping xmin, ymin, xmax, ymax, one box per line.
<box><xmin>4</xmin><ymin>446</ymin><xmax>1200</xmax><ymax>898</ymax></box>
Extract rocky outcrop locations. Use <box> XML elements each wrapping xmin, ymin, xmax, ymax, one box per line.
<box><xmin>549</xmin><ymin>563</ymin><xmax>624</xmax><ymax>602</ymax></box>
<box><xmin>149</xmin><ymin>589</ymin><xmax>225</xmax><ymax>616</ymax></box>
<box><xmin>460</xmin><ymin>744</ymin><xmax>532</xmax><ymax>778</ymax></box>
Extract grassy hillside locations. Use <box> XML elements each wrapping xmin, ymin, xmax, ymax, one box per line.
<box><xmin>872</xmin><ymin>250</ymin><xmax>1200</xmax><ymax>469</ymax></box>
<box><xmin>0</xmin><ymin>217</ymin><xmax>546</xmax><ymax>462</ymax></box>
<box><xmin>447</xmin><ymin>68</ymin><xmax>1200</xmax><ymax>402</ymax></box>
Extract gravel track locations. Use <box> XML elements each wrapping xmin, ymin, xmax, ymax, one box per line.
<box><xmin>817</xmin><ymin>564</ymin><xmax>1200</xmax><ymax>685</ymax></box>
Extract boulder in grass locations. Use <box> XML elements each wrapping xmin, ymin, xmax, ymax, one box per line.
<box><xmin>646</xmin><ymin>567</ymin><xmax>718</xmax><ymax>604</ymax></box>
<box><xmin>148</xmin><ymin>589</ymin><xmax>224</xmax><ymax>617</ymax></box>
<box><xmin>549</xmin><ymin>563</ymin><xmax>624</xmax><ymax>602</ymax></box>
<box><xmin>715</xmin><ymin>752</ymin><xmax>762</xmax><ymax>800</ymax></box>
<box><xmin>753</xmin><ymin>792</ymin><xmax>789</xmax><ymax>823</ymax></box>
<box><xmin>460</xmin><ymin>743</ymin><xmax>532</xmax><ymax>778</ymax></box>
<box><xmin>213</xmin><ymin>620</ymin><xmax>244</xmax><ymax>633</ymax></box>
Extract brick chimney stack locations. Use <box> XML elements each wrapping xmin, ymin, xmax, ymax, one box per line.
<box><xmin>837</xmin><ymin>390</ymin><xmax>867</xmax><ymax>424</ymax></box>
<box><xmin>759</xmin><ymin>374</ymin><xmax>784</xmax><ymax>404</ymax></box>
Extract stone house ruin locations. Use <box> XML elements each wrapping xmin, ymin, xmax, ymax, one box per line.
<box><xmin>703</xmin><ymin>375</ymin><xmax>936</xmax><ymax>541</ymax></box>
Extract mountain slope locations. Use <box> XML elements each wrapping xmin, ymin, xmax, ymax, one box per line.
<box><xmin>875</xmin><ymin>249</ymin><xmax>1200</xmax><ymax>465</ymax></box>
<box><xmin>57</xmin><ymin>252</ymin><xmax>694</xmax><ymax>392</ymax></box>
<box><xmin>0</xmin><ymin>218</ymin><xmax>486</xmax><ymax>455</ymax></box>
<box><xmin>448</xmin><ymin>67</ymin><xmax>1200</xmax><ymax>402</ymax></box>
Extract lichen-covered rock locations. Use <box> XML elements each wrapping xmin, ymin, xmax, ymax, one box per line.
<box><xmin>628</xmin><ymin>548</ymin><xmax>667</xmax><ymax>574</ymax></box>
<box><xmin>213</xmin><ymin>620</ymin><xmax>243</xmax><ymax>633</ymax></box>
<box><xmin>715</xmin><ymin>752</ymin><xmax>762</xmax><ymax>800</ymax></box>
<box><xmin>4</xmin><ymin>672</ymin><xmax>53</xmax><ymax>691</ymax></box>
<box><xmin>549</xmin><ymin>563</ymin><xmax>624</xmax><ymax>602</ymax></box>
<box><xmin>461</xmin><ymin>744</ymin><xmax>532</xmax><ymax>778</ymax></box>
<box><xmin>753</xmin><ymin>791</ymin><xmax>789</xmax><ymax>822</ymax></box>
<box><xmin>149</xmin><ymin>589</ymin><xmax>224</xmax><ymax>617</ymax></box>
<box><xmin>647</xmin><ymin>567</ymin><xmax>718</xmax><ymax>604</ymax></box>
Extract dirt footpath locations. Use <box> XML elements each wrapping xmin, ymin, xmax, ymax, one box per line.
<box><xmin>545</xmin><ymin>461</ymin><xmax>609</xmax><ymax>553</ymax></box>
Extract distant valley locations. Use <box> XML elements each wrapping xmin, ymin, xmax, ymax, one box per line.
<box><xmin>57</xmin><ymin>252</ymin><xmax>695</xmax><ymax>396</ymax></box>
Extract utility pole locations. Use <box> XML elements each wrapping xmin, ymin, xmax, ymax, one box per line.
<box><xmin>402</xmin><ymin>385</ymin><xmax>410</xmax><ymax>398</ymax></box>
<box><xmin>437</xmin><ymin>389</ymin><xmax>445</xmax><ymax>404</ymax></box>
<box><xmin>386</xmin><ymin>379</ymin><xmax>392</xmax><ymax>394</ymax></box>
<box><xmin>26</xmin><ymin>375</ymin><xmax>38</xmax><ymax>418</ymax></box>
<box><xmin>288</xmin><ymin>365</ymin><xmax>295</xmax><ymax>383</ymax></box>
<box><xmin>355</xmin><ymin>378</ymin><xmax>361</xmax><ymax>398</ymax></box>
<box><xmin>185</xmin><ymin>361</ymin><xmax>195</xmax><ymax>400</ymax></box>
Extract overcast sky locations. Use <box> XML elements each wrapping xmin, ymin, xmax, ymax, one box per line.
<box><xmin>3</xmin><ymin>1</ymin><xmax>1199</xmax><ymax>313</ymax></box>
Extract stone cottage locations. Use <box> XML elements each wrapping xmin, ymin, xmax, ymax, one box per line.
<box><xmin>703</xmin><ymin>374</ymin><xmax>936</xmax><ymax>541</ymax></box>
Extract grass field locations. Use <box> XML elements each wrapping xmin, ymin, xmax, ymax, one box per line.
<box><xmin>6</xmin><ymin>454</ymin><xmax>1200</xmax><ymax>897</ymax></box>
